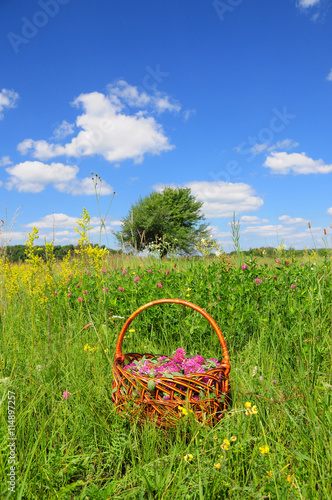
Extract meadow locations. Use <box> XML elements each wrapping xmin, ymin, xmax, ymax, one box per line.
<box><xmin>0</xmin><ymin>221</ymin><xmax>331</xmax><ymax>499</ymax></box>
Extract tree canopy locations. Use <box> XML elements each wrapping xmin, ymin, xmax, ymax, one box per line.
<box><xmin>115</xmin><ymin>187</ymin><xmax>213</xmax><ymax>257</ymax></box>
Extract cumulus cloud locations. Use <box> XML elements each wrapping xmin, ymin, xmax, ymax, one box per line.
<box><xmin>327</xmin><ymin>207</ymin><xmax>332</xmax><ymax>216</ymax></box>
<box><xmin>185</xmin><ymin>181</ymin><xmax>264</xmax><ymax>218</ymax></box>
<box><xmin>55</xmin><ymin>177</ymin><xmax>113</xmax><ymax>196</ymax></box>
<box><xmin>278</xmin><ymin>215</ymin><xmax>309</xmax><ymax>225</ymax></box>
<box><xmin>0</xmin><ymin>89</ymin><xmax>19</xmax><ymax>119</ymax></box>
<box><xmin>24</xmin><ymin>213</ymin><xmax>78</xmax><ymax>229</ymax></box>
<box><xmin>327</xmin><ymin>69</ymin><xmax>332</xmax><ymax>81</ymax></box>
<box><xmin>239</xmin><ymin>215</ymin><xmax>269</xmax><ymax>225</ymax></box>
<box><xmin>0</xmin><ymin>230</ymin><xmax>27</xmax><ymax>243</ymax></box>
<box><xmin>208</xmin><ymin>225</ymin><xmax>232</xmax><ymax>238</ymax></box>
<box><xmin>17</xmin><ymin>81</ymin><xmax>179</xmax><ymax>164</ymax></box>
<box><xmin>242</xmin><ymin>224</ymin><xmax>296</xmax><ymax>238</ymax></box>
<box><xmin>264</xmin><ymin>151</ymin><xmax>332</xmax><ymax>174</ymax></box>
<box><xmin>242</xmin><ymin>224</ymin><xmax>330</xmax><ymax>245</ymax></box>
<box><xmin>52</xmin><ymin>120</ymin><xmax>75</xmax><ymax>139</ymax></box>
<box><xmin>153</xmin><ymin>181</ymin><xmax>263</xmax><ymax>218</ymax></box>
<box><xmin>24</xmin><ymin>213</ymin><xmax>122</xmax><ymax>230</ymax></box>
<box><xmin>5</xmin><ymin>161</ymin><xmax>114</xmax><ymax>195</ymax></box>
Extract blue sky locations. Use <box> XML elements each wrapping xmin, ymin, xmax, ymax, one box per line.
<box><xmin>1</xmin><ymin>0</ymin><xmax>332</xmax><ymax>252</ymax></box>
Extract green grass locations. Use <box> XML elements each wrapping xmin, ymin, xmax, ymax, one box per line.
<box><xmin>0</xmin><ymin>252</ymin><xmax>331</xmax><ymax>499</ymax></box>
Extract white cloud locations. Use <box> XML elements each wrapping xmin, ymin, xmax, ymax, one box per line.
<box><xmin>185</xmin><ymin>181</ymin><xmax>264</xmax><ymax>218</ymax></box>
<box><xmin>0</xmin><ymin>230</ymin><xmax>28</xmax><ymax>244</ymax></box>
<box><xmin>242</xmin><ymin>224</ymin><xmax>296</xmax><ymax>238</ymax></box>
<box><xmin>297</xmin><ymin>0</ymin><xmax>321</xmax><ymax>8</ymax></box>
<box><xmin>153</xmin><ymin>182</ymin><xmax>178</xmax><ymax>192</ymax></box>
<box><xmin>208</xmin><ymin>225</ymin><xmax>231</xmax><ymax>239</ymax></box>
<box><xmin>53</xmin><ymin>120</ymin><xmax>75</xmax><ymax>139</ymax></box>
<box><xmin>327</xmin><ymin>207</ymin><xmax>332</xmax><ymax>216</ymax></box>
<box><xmin>55</xmin><ymin>176</ymin><xmax>113</xmax><ymax>196</ymax></box>
<box><xmin>271</xmin><ymin>139</ymin><xmax>299</xmax><ymax>151</ymax></box>
<box><xmin>241</xmin><ymin>223</ymin><xmax>331</xmax><ymax>248</ymax></box>
<box><xmin>0</xmin><ymin>89</ymin><xmax>19</xmax><ymax>120</ymax></box>
<box><xmin>264</xmin><ymin>151</ymin><xmax>332</xmax><ymax>174</ymax></box>
<box><xmin>6</xmin><ymin>161</ymin><xmax>78</xmax><ymax>193</ymax></box>
<box><xmin>0</xmin><ymin>156</ymin><xmax>12</xmax><ymax>167</ymax></box>
<box><xmin>107</xmin><ymin>80</ymin><xmax>181</xmax><ymax>113</ymax></box>
<box><xmin>251</xmin><ymin>138</ymin><xmax>299</xmax><ymax>156</ymax></box>
<box><xmin>153</xmin><ymin>181</ymin><xmax>263</xmax><ymax>218</ymax></box>
<box><xmin>251</xmin><ymin>143</ymin><xmax>270</xmax><ymax>155</ymax></box>
<box><xmin>18</xmin><ymin>81</ymin><xmax>179</xmax><ymax>164</ymax></box>
<box><xmin>278</xmin><ymin>215</ymin><xmax>308</xmax><ymax>225</ymax></box>
<box><xmin>24</xmin><ymin>213</ymin><xmax>78</xmax><ymax>229</ymax></box>
<box><xmin>239</xmin><ymin>215</ymin><xmax>269</xmax><ymax>225</ymax></box>
<box><xmin>0</xmin><ymin>180</ymin><xmax>3</xmax><ymax>187</ymax></box>
<box><xmin>327</xmin><ymin>69</ymin><xmax>332</xmax><ymax>81</ymax></box>
<box><xmin>5</xmin><ymin>161</ymin><xmax>114</xmax><ymax>195</ymax></box>
<box><xmin>24</xmin><ymin>213</ymin><xmax>122</xmax><ymax>230</ymax></box>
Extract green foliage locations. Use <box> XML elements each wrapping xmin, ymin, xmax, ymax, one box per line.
<box><xmin>116</xmin><ymin>187</ymin><xmax>212</xmax><ymax>258</ymax></box>
<box><xmin>0</xmin><ymin>250</ymin><xmax>331</xmax><ymax>498</ymax></box>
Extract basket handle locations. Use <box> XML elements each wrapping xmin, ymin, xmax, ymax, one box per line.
<box><xmin>114</xmin><ymin>299</ymin><xmax>230</xmax><ymax>368</ymax></box>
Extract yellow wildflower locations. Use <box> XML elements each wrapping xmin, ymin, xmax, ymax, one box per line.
<box><xmin>259</xmin><ymin>445</ymin><xmax>269</xmax><ymax>454</ymax></box>
<box><xmin>221</xmin><ymin>439</ymin><xmax>230</xmax><ymax>451</ymax></box>
<box><xmin>266</xmin><ymin>470</ymin><xmax>273</xmax><ymax>478</ymax></box>
<box><xmin>184</xmin><ymin>454</ymin><xmax>193</xmax><ymax>462</ymax></box>
<box><xmin>186</xmin><ymin>288</ymin><xmax>192</xmax><ymax>291</ymax></box>
<box><xmin>178</xmin><ymin>406</ymin><xmax>189</xmax><ymax>416</ymax></box>
<box><xmin>286</xmin><ymin>474</ymin><xmax>296</xmax><ymax>488</ymax></box>
<box><xmin>230</xmin><ymin>436</ymin><xmax>237</xmax><ymax>442</ymax></box>
<box><xmin>84</xmin><ymin>344</ymin><xmax>90</xmax><ymax>351</ymax></box>
<box><xmin>214</xmin><ymin>463</ymin><xmax>221</xmax><ymax>469</ymax></box>
<box><xmin>186</xmin><ymin>294</ymin><xmax>190</xmax><ymax>297</ymax></box>
<box><xmin>129</xmin><ymin>329</ymin><xmax>135</xmax><ymax>333</ymax></box>
<box><xmin>245</xmin><ymin>403</ymin><xmax>258</xmax><ymax>416</ymax></box>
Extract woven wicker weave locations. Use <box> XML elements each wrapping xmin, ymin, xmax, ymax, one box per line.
<box><xmin>112</xmin><ymin>299</ymin><xmax>231</xmax><ymax>427</ymax></box>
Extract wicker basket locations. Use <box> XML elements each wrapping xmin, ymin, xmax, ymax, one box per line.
<box><xmin>112</xmin><ymin>299</ymin><xmax>231</xmax><ymax>427</ymax></box>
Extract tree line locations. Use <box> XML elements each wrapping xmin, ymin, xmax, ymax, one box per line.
<box><xmin>1</xmin><ymin>245</ymin><xmax>123</xmax><ymax>263</ymax></box>
<box><xmin>1</xmin><ymin>187</ymin><xmax>329</xmax><ymax>262</ymax></box>
<box><xmin>1</xmin><ymin>243</ymin><xmax>327</xmax><ymax>263</ymax></box>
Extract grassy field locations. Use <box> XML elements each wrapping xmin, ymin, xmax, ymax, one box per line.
<box><xmin>0</xmin><ymin>231</ymin><xmax>331</xmax><ymax>499</ymax></box>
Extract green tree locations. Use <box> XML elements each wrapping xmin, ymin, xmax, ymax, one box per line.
<box><xmin>116</xmin><ymin>187</ymin><xmax>213</xmax><ymax>258</ymax></box>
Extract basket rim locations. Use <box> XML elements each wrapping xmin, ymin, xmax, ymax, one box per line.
<box><xmin>114</xmin><ymin>298</ymin><xmax>230</xmax><ymax>369</ymax></box>
<box><xmin>113</xmin><ymin>351</ymin><xmax>230</xmax><ymax>379</ymax></box>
